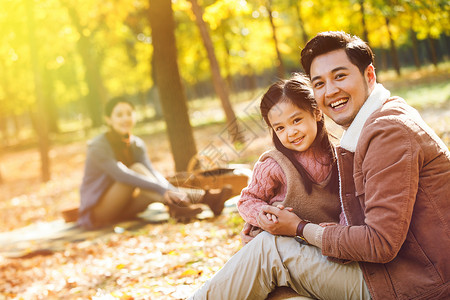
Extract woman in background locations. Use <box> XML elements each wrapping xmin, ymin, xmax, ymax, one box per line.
<box><xmin>78</xmin><ymin>97</ymin><xmax>230</xmax><ymax>229</ymax></box>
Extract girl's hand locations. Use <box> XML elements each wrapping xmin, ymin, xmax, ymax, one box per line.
<box><xmin>240</xmin><ymin>222</ymin><xmax>254</xmax><ymax>245</ymax></box>
<box><xmin>264</xmin><ymin>204</ymin><xmax>293</xmax><ymax>223</ymax></box>
<box><xmin>256</xmin><ymin>205</ymin><xmax>300</xmax><ymax>236</ymax></box>
<box><xmin>264</xmin><ymin>213</ymin><xmax>278</xmax><ymax>223</ymax></box>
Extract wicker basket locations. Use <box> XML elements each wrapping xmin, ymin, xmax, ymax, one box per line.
<box><xmin>167</xmin><ymin>155</ymin><xmax>251</xmax><ymax>197</ymax></box>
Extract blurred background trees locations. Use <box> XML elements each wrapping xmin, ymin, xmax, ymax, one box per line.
<box><xmin>148</xmin><ymin>0</ymin><xmax>197</xmax><ymax>171</ymax></box>
<box><xmin>0</xmin><ymin>0</ymin><xmax>449</xmax><ymax>179</ymax></box>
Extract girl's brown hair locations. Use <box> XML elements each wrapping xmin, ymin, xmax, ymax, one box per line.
<box><xmin>260</xmin><ymin>73</ymin><xmax>338</xmax><ymax>194</ymax></box>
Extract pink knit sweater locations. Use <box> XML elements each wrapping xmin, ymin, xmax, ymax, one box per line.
<box><xmin>238</xmin><ymin>148</ymin><xmax>332</xmax><ymax>227</ymax></box>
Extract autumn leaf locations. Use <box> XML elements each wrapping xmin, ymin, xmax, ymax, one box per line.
<box><xmin>179</xmin><ymin>269</ymin><xmax>203</xmax><ymax>278</ymax></box>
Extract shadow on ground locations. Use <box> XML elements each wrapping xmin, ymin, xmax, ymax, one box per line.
<box><xmin>0</xmin><ymin>197</ymin><xmax>239</xmax><ymax>259</ymax></box>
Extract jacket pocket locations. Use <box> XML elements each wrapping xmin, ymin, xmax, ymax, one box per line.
<box><xmin>387</xmin><ymin>231</ymin><xmax>442</xmax><ymax>298</ymax></box>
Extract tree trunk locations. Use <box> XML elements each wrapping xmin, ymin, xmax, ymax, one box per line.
<box><xmin>0</xmin><ymin>116</ymin><xmax>8</xmax><ymax>146</ymax></box>
<box><xmin>12</xmin><ymin>114</ymin><xmax>20</xmax><ymax>144</ymax></box>
<box><xmin>266</xmin><ymin>0</ymin><xmax>285</xmax><ymax>79</ymax></box>
<box><xmin>188</xmin><ymin>0</ymin><xmax>245</xmax><ymax>144</ymax></box>
<box><xmin>246</xmin><ymin>73</ymin><xmax>258</xmax><ymax>91</ymax></box>
<box><xmin>359</xmin><ymin>0</ymin><xmax>378</xmax><ymax>71</ymax></box>
<box><xmin>25</xmin><ymin>0</ymin><xmax>51</xmax><ymax>182</ymax></box>
<box><xmin>385</xmin><ymin>17</ymin><xmax>401</xmax><ymax>76</ymax></box>
<box><xmin>427</xmin><ymin>35</ymin><xmax>438</xmax><ymax>68</ymax></box>
<box><xmin>0</xmin><ymin>60</ymin><xmax>11</xmax><ymax>146</ymax></box>
<box><xmin>359</xmin><ymin>0</ymin><xmax>369</xmax><ymax>45</ymax></box>
<box><xmin>239</xmin><ymin>41</ymin><xmax>257</xmax><ymax>91</ymax></box>
<box><xmin>148</xmin><ymin>0</ymin><xmax>197</xmax><ymax>171</ymax></box>
<box><xmin>63</xmin><ymin>2</ymin><xmax>106</xmax><ymax>128</ymax></box>
<box><xmin>150</xmin><ymin>53</ymin><xmax>164</xmax><ymax>120</ymax></box>
<box><xmin>444</xmin><ymin>34</ymin><xmax>450</xmax><ymax>59</ymax></box>
<box><xmin>293</xmin><ymin>0</ymin><xmax>308</xmax><ymax>46</ymax></box>
<box><xmin>43</xmin><ymin>68</ymin><xmax>60</xmax><ymax>133</ymax></box>
<box><xmin>410</xmin><ymin>29</ymin><xmax>421</xmax><ymax>70</ymax></box>
<box><xmin>220</xmin><ymin>24</ymin><xmax>234</xmax><ymax>93</ymax></box>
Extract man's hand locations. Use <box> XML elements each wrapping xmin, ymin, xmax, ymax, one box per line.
<box><xmin>240</xmin><ymin>222</ymin><xmax>254</xmax><ymax>245</ymax></box>
<box><xmin>319</xmin><ymin>222</ymin><xmax>338</xmax><ymax>227</ymax></box>
<box><xmin>257</xmin><ymin>205</ymin><xmax>300</xmax><ymax>236</ymax></box>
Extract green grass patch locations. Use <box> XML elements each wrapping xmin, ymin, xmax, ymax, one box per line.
<box><xmin>391</xmin><ymin>80</ymin><xmax>450</xmax><ymax>110</ymax></box>
<box><xmin>378</xmin><ymin>61</ymin><xmax>450</xmax><ymax>110</ymax></box>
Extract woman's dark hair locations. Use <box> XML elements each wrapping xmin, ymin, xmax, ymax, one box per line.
<box><xmin>260</xmin><ymin>73</ymin><xmax>338</xmax><ymax>194</ymax></box>
<box><xmin>104</xmin><ymin>96</ymin><xmax>135</xmax><ymax>117</ymax></box>
<box><xmin>301</xmin><ymin>31</ymin><xmax>374</xmax><ymax>76</ymax></box>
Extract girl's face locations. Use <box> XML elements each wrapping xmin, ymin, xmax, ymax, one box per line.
<box><xmin>105</xmin><ymin>102</ymin><xmax>136</xmax><ymax>135</ymax></box>
<box><xmin>268</xmin><ymin>100</ymin><xmax>321</xmax><ymax>153</ymax></box>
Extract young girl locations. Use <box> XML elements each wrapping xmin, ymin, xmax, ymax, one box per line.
<box><xmin>238</xmin><ymin>73</ymin><xmax>341</xmax><ymax>241</ymax></box>
<box><xmin>190</xmin><ymin>74</ymin><xmax>343</xmax><ymax>299</ymax></box>
<box><xmin>78</xmin><ymin>97</ymin><xmax>231</xmax><ymax>229</ymax></box>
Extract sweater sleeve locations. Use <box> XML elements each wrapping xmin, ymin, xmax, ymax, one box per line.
<box><xmin>89</xmin><ymin>137</ymin><xmax>168</xmax><ymax>195</ymax></box>
<box><xmin>237</xmin><ymin>157</ymin><xmax>286</xmax><ymax>226</ymax></box>
<box><xmin>322</xmin><ymin>118</ymin><xmax>421</xmax><ymax>263</ymax></box>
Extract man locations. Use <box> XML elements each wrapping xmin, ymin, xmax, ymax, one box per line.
<box><xmin>190</xmin><ymin>31</ymin><xmax>449</xmax><ymax>300</ymax></box>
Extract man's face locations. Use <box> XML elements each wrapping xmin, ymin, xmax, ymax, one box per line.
<box><xmin>310</xmin><ymin>49</ymin><xmax>371</xmax><ymax>129</ymax></box>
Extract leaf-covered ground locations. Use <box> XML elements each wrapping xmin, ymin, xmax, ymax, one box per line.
<box><xmin>0</xmin><ymin>134</ymin><xmax>249</xmax><ymax>299</ymax></box>
<box><xmin>0</xmin><ymin>73</ymin><xmax>449</xmax><ymax>299</ymax></box>
<box><xmin>0</xmin><ymin>115</ymin><xmax>264</xmax><ymax>299</ymax></box>
<box><xmin>0</xmin><ymin>214</ymin><xmax>245</xmax><ymax>299</ymax></box>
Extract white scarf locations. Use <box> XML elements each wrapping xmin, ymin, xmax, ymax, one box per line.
<box><xmin>340</xmin><ymin>83</ymin><xmax>391</xmax><ymax>152</ymax></box>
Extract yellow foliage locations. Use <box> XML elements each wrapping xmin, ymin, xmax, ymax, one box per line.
<box><xmin>179</xmin><ymin>268</ymin><xmax>203</xmax><ymax>278</ymax></box>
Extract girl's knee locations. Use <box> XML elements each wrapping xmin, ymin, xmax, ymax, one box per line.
<box><xmin>249</xmin><ymin>231</ymin><xmax>277</xmax><ymax>249</ymax></box>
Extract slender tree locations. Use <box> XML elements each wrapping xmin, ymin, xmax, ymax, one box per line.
<box><xmin>385</xmin><ymin>16</ymin><xmax>401</xmax><ymax>76</ymax></box>
<box><xmin>0</xmin><ymin>60</ymin><xmax>12</xmax><ymax>146</ymax></box>
<box><xmin>359</xmin><ymin>0</ymin><xmax>370</xmax><ymax>44</ymax></box>
<box><xmin>266</xmin><ymin>0</ymin><xmax>285</xmax><ymax>79</ymax></box>
<box><xmin>62</xmin><ymin>1</ymin><xmax>107</xmax><ymax>128</ymax></box>
<box><xmin>410</xmin><ymin>28</ymin><xmax>422</xmax><ymax>70</ymax></box>
<box><xmin>43</xmin><ymin>68</ymin><xmax>60</xmax><ymax>133</ymax></box>
<box><xmin>148</xmin><ymin>0</ymin><xmax>197</xmax><ymax>171</ymax></box>
<box><xmin>25</xmin><ymin>0</ymin><xmax>51</xmax><ymax>182</ymax></box>
<box><xmin>219</xmin><ymin>22</ymin><xmax>234</xmax><ymax>92</ymax></box>
<box><xmin>427</xmin><ymin>34</ymin><xmax>439</xmax><ymax>68</ymax></box>
<box><xmin>293</xmin><ymin>0</ymin><xmax>309</xmax><ymax>46</ymax></box>
<box><xmin>188</xmin><ymin>0</ymin><xmax>245</xmax><ymax>144</ymax></box>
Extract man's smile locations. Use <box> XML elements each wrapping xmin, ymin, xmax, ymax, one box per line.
<box><xmin>330</xmin><ymin>97</ymin><xmax>349</xmax><ymax>109</ymax></box>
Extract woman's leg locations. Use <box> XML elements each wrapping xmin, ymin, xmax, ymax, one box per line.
<box><xmin>91</xmin><ymin>163</ymin><xmax>163</xmax><ymax>225</ymax></box>
<box><xmin>120</xmin><ymin>163</ymin><xmax>166</xmax><ymax>219</ymax></box>
<box><xmin>91</xmin><ymin>180</ymin><xmax>136</xmax><ymax>226</ymax></box>
<box><xmin>120</xmin><ymin>188</ymin><xmax>163</xmax><ymax>220</ymax></box>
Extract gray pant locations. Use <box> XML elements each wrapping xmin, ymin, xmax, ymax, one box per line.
<box><xmin>190</xmin><ymin>231</ymin><xmax>371</xmax><ymax>300</ymax></box>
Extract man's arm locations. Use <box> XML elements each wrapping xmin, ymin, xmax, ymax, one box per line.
<box><xmin>322</xmin><ymin>118</ymin><xmax>421</xmax><ymax>263</ymax></box>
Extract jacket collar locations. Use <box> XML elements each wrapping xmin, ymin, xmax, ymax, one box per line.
<box><xmin>340</xmin><ymin>83</ymin><xmax>391</xmax><ymax>152</ymax></box>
